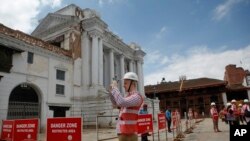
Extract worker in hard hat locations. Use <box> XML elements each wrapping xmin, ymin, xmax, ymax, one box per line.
<box><xmin>237</xmin><ymin>103</ymin><xmax>244</xmax><ymax>125</ymax></box>
<box><xmin>231</xmin><ymin>99</ymin><xmax>240</xmax><ymax>125</ymax></box>
<box><xmin>226</xmin><ymin>102</ymin><xmax>235</xmax><ymax>126</ymax></box>
<box><xmin>109</xmin><ymin>72</ymin><xmax>143</xmax><ymax>141</ymax></box>
<box><xmin>242</xmin><ymin>99</ymin><xmax>250</xmax><ymax>125</ymax></box>
<box><xmin>210</xmin><ymin>102</ymin><xmax>221</xmax><ymax>132</ymax></box>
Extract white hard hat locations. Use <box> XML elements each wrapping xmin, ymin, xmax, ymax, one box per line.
<box><xmin>231</xmin><ymin>99</ymin><xmax>236</xmax><ymax>103</ymax></box>
<box><xmin>211</xmin><ymin>102</ymin><xmax>216</xmax><ymax>106</ymax></box>
<box><xmin>123</xmin><ymin>72</ymin><xmax>138</xmax><ymax>81</ymax></box>
<box><xmin>226</xmin><ymin>102</ymin><xmax>231</xmax><ymax>106</ymax></box>
<box><xmin>244</xmin><ymin>99</ymin><xmax>249</xmax><ymax>103</ymax></box>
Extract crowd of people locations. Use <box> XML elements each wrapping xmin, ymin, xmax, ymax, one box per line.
<box><xmin>210</xmin><ymin>99</ymin><xmax>250</xmax><ymax>133</ymax></box>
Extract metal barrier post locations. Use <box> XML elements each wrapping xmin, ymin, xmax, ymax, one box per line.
<box><xmin>157</xmin><ymin>130</ymin><xmax>160</xmax><ymax>141</ymax></box>
<box><xmin>153</xmin><ymin>131</ymin><xmax>155</xmax><ymax>141</ymax></box>
<box><xmin>180</xmin><ymin>120</ymin><xmax>183</xmax><ymax>133</ymax></box>
<box><xmin>96</xmin><ymin>115</ymin><xmax>118</xmax><ymax>141</ymax></box>
<box><xmin>185</xmin><ymin>120</ymin><xmax>188</xmax><ymax>131</ymax></box>
<box><xmin>172</xmin><ymin>128</ymin><xmax>175</xmax><ymax>139</ymax></box>
<box><xmin>96</xmin><ymin>116</ymin><xmax>99</xmax><ymax>141</ymax></box>
<box><xmin>165</xmin><ymin>129</ymin><xmax>168</xmax><ymax>141</ymax></box>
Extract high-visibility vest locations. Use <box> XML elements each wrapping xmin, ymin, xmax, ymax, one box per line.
<box><xmin>210</xmin><ymin>108</ymin><xmax>218</xmax><ymax>120</ymax></box>
<box><xmin>119</xmin><ymin>94</ymin><xmax>143</xmax><ymax>134</ymax></box>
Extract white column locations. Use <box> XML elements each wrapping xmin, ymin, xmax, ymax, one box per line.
<box><xmin>120</xmin><ymin>55</ymin><xmax>125</xmax><ymax>94</ymax></box>
<box><xmin>133</xmin><ymin>61</ymin><xmax>137</xmax><ymax>73</ymax></box>
<box><xmin>109</xmin><ymin>49</ymin><xmax>114</xmax><ymax>84</ymax></box>
<box><xmin>91</xmin><ymin>35</ymin><xmax>99</xmax><ymax>86</ymax></box>
<box><xmin>222</xmin><ymin>92</ymin><xmax>227</xmax><ymax>106</ymax></box>
<box><xmin>140</xmin><ymin>61</ymin><xmax>145</xmax><ymax>96</ymax></box>
<box><xmin>137</xmin><ymin>60</ymin><xmax>145</xmax><ymax>96</ymax></box>
<box><xmin>81</xmin><ymin>31</ymin><xmax>89</xmax><ymax>87</ymax></box>
<box><xmin>98</xmin><ymin>38</ymin><xmax>103</xmax><ymax>86</ymax></box>
<box><xmin>129</xmin><ymin>60</ymin><xmax>133</xmax><ymax>72</ymax></box>
<box><xmin>248</xmin><ymin>90</ymin><xmax>250</xmax><ymax>100</ymax></box>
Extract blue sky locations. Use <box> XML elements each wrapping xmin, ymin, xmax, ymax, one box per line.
<box><xmin>1</xmin><ymin>0</ymin><xmax>250</xmax><ymax>85</ymax></box>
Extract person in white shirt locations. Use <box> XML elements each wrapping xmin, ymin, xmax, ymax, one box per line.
<box><xmin>242</xmin><ymin>99</ymin><xmax>250</xmax><ymax>125</ymax></box>
<box><xmin>230</xmin><ymin>99</ymin><xmax>239</xmax><ymax>125</ymax></box>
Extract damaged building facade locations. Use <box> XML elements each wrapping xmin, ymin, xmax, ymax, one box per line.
<box><xmin>0</xmin><ymin>4</ymin><xmax>146</xmax><ymax>130</ymax></box>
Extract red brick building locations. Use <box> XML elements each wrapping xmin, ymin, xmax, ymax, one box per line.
<box><xmin>224</xmin><ymin>64</ymin><xmax>250</xmax><ymax>100</ymax></box>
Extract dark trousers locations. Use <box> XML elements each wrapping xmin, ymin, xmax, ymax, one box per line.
<box><xmin>141</xmin><ymin>133</ymin><xmax>149</xmax><ymax>141</ymax></box>
<box><xmin>167</xmin><ymin>119</ymin><xmax>172</xmax><ymax>132</ymax></box>
<box><xmin>239</xmin><ymin>115</ymin><xmax>244</xmax><ymax>124</ymax></box>
<box><xmin>247</xmin><ymin>121</ymin><xmax>250</xmax><ymax>126</ymax></box>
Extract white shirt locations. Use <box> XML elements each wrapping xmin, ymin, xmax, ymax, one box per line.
<box><xmin>245</xmin><ymin>105</ymin><xmax>250</xmax><ymax>123</ymax></box>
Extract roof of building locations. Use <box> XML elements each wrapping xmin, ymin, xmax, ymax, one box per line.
<box><xmin>145</xmin><ymin>77</ymin><xmax>227</xmax><ymax>94</ymax></box>
<box><xmin>0</xmin><ymin>23</ymin><xmax>72</xmax><ymax>57</ymax></box>
<box><xmin>226</xmin><ymin>84</ymin><xmax>250</xmax><ymax>91</ymax></box>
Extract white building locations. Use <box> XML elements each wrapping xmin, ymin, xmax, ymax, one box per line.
<box><xmin>0</xmin><ymin>4</ymin><xmax>146</xmax><ymax>131</ymax></box>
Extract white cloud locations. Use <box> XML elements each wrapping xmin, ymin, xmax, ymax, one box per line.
<box><xmin>155</xmin><ymin>26</ymin><xmax>167</xmax><ymax>39</ymax></box>
<box><xmin>98</xmin><ymin>0</ymin><xmax>104</xmax><ymax>6</ymax></box>
<box><xmin>41</xmin><ymin>0</ymin><xmax>62</xmax><ymax>8</ymax></box>
<box><xmin>145</xmin><ymin>50</ymin><xmax>161</xmax><ymax>64</ymax></box>
<box><xmin>0</xmin><ymin>0</ymin><xmax>62</xmax><ymax>33</ymax></box>
<box><xmin>212</xmin><ymin>0</ymin><xmax>243</xmax><ymax>21</ymax></box>
<box><xmin>145</xmin><ymin>50</ymin><xmax>169</xmax><ymax>65</ymax></box>
<box><xmin>144</xmin><ymin>45</ymin><xmax>250</xmax><ymax>85</ymax></box>
<box><xmin>98</xmin><ymin>0</ymin><xmax>125</xmax><ymax>7</ymax></box>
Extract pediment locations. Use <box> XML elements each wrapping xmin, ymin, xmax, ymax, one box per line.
<box><xmin>31</xmin><ymin>13</ymin><xmax>76</xmax><ymax>37</ymax></box>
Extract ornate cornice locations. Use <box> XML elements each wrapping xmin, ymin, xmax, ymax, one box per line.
<box><xmin>34</xmin><ymin>19</ymin><xmax>79</xmax><ymax>38</ymax></box>
<box><xmin>134</xmin><ymin>56</ymin><xmax>144</xmax><ymax>63</ymax></box>
<box><xmin>32</xmin><ymin>13</ymin><xmax>79</xmax><ymax>38</ymax></box>
<box><xmin>103</xmin><ymin>31</ymin><xmax>136</xmax><ymax>59</ymax></box>
<box><xmin>135</xmin><ymin>49</ymin><xmax>146</xmax><ymax>57</ymax></box>
<box><xmin>88</xmin><ymin>30</ymin><xmax>103</xmax><ymax>39</ymax></box>
<box><xmin>81</xmin><ymin>17</ymin><xmax>107</xmax><ymax>32</ymax></box>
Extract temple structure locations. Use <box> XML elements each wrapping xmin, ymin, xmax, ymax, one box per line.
<box><xmin>145</xmin><ymin>64</ymin><xmax>250</xmax><ymax>118</ymax></box>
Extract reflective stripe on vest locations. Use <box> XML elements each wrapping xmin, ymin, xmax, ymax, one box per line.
<box><xmin>119</xmin><ymin>94</ymin><xmax>143</xmax><ymax>134</ymax></box>
<box><xmin>122</xmin><ymin>108</ymin><xmax>139</xmax><ymax>113</ymax></box>
<box><xmin>120</xmin><ymin>120</ymin><xmax>137</xmax><ymax>125</ymax></box>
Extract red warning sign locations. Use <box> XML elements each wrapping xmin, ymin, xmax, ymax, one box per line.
<box><xmin>1</xmin><ymin>120</ymin><xmax>14</xmax><ymax>141</ymax></box>
<box><xmin>46</xmin><ymin>117</ymin><xmax>82</xmax><ymax>141</ymax></box>
<box><xmin>13</xmin><ymin>118</ymin><xmax>39</xmax><ymax>141</ymax></box>
<box><xmin>137</xmin><ymin>114</ymin><xmax>153</xmax><ymax>134</ymax></box>
<box><xmin>157</xmin><ymin>113</ymin><xmax>166</xmax><ymax>130</ymax></box>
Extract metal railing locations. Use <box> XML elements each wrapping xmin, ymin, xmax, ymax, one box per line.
<box><xmin>7</xmin><ymin>101</ymin><xmax>40</xmax><ymax>119</ymax></box>
<box><xmin>95</xmin><ymin>114</ymin><xmax>201</xmax><ymax>141</ymax></box>
<box><xmin>96</xmin><ymin>115</ymin><xmax>118</xmax><ymax>141</ymax></box>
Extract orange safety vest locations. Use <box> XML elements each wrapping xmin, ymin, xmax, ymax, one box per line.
<box><xmin>119</xmin><ymin>94</ymin><xmax>143</xmax><ymax>134</ymax></box>
<box><xmin>211</xmin><ymin>108</ymin><xmax>218</xmax><ymax>120</ymax></box>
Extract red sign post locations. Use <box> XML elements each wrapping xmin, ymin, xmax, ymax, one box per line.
<box><xmin>47</xmin><ymin>117</ymin><xmax>82</xmax><ymax>141</ymax></box>
<box><xmin>1</xmin><ymin>120</ymin><xmax>14</xmax><ymax>141</ymax></box>
<box><xmin>137</xmin><ymin>114</ymin><xmax>153</xmax><ymax>134</ymax></box>
<box><xmin>157</xmin><ymin>113</ymin><xmax>166</xmax><ymax>130</ymax></box>
<box><xmin>13</xmin><ymin>118</ymin><xmax>39</xmax><ymax>141</ymax></box>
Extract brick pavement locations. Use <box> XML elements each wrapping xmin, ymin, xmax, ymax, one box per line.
<box><xmin>183</xmin><ymin>118</ymin><xmax>230</xmax><ymax>141</ymax></box>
